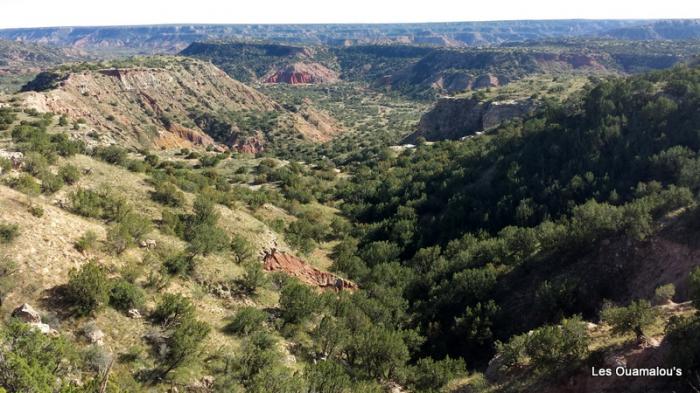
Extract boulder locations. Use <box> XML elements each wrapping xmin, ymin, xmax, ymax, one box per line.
<box><xmin>12</xmin><ymin>303</ymin><xmax>42</xmax><ymax>323</ymax></box>
<box><xmin>29</xmin><ymin>322</ymin><xmax>58</xmax><ymax>336</ymax></box>
<box><xmin>128</xmin><ymin>308</ymin><xmax>142</xmax><ymax>319</ymax></box>
<box><xmin>139</xmin><ymin>239</ymin><xmax>157</xmax><ymax>249</ymax></box>
<box><xmin>84</xmin><ymin>326</ymin><xmax>105</xmax><ymax>345</ymax></box>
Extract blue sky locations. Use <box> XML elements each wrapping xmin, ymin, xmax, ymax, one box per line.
<box><xmin>1</xmin><ymin>0</ymin><xmax>699</xmax><ymax>28</ymax></box>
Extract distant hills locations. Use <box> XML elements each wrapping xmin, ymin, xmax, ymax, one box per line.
<box><xmin>0</xmin><ymin>20</ymin><xmax>699</xmax><ymax>53</ymax></box>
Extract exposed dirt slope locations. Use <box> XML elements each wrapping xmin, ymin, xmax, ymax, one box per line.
<box><xmin>20</xmin><ymin>58</ymin><xmax>340</xmax><ymax>150</ymax></box>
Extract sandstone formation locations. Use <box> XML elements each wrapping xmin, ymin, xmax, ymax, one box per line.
<box><xmin>263</xmin><ymin>250</ymin><xmax>357</xmax><ymax>291</ymax></box>
<box><xmin>264</xmin><ymin>62</ymin><xmax>339</xmax><ymax>84</ymax></box>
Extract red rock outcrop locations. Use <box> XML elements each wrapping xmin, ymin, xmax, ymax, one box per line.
<box><xmin>263</xmin><ymin>250</ymin><xmax>356</xmax><ymax>291</ymax></box>
<box><xmin>264</xmin><ymin>63</ymin><xmax>339</xmax><ymax>84</ymax></box>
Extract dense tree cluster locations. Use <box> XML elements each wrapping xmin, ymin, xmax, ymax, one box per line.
<box><xmin>334</xmin><ymin>65</ymin><xmax>700</xmax><ymax>364</ymax></box>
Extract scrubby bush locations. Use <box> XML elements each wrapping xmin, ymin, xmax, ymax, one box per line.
<box><xmin>8</xmin><ymin>173</ymin><xmax>41</xmax><ymax>195</ymax></box>
<box><xmin>109</xmin><ymin>279</ymin><xmax>145</xmax><ymax>312</ymax></box>
<box><xmin>225</xmin><ymin>307</ymin><xmax>268</xmax><ymax>336</ymax></box>
<box><xmin>65</xmin><ymin>261</ymin><xmax>111</xmax><ymax>315</ymax></box>
<box><xmin>161</xmin><ymin>316</ymin><xmax>210</xmax><ymax>376</ymax></box>
<box><xmin>152</xmin><ymin>293</ymin><xmax>195</xmax><ymax>328</ymax></box>
<box><xmin>28</xmin><ymin>204</ymin><xmax>44</xmax><ymax>217</ymax></box>
<box><xmin>58</xmin><ymin>164</ymin><xmax>80</xmax><ymax>184</ymax></box>
<box><xmin>407</xmin><ymin>357</ymin><xmax>466</xmax><ymax>393</ymax></box>
<box><xmin>689</xmin><ymin>267</ymin><xmax>700</xmax><ymax>306</ymax></box>
<box><xmin>39</xmin><ymin>171</ymin><xmax>64</xmax><ymax>194</ymax></box>
<box><xmin>107</xmin><ymin>213</ymin><xmax>152</xmax><ymax>254</ymax></box>
<box><xmin>69</xmin><ymin>188</ymin><xmax>130</xmax><ymax>221</ymax></box>
<box><xmin>23</xmin><ymin>152</ymin><xmax>49</xmax><ymax>176</ymax></box>
<box><xmin>0</xmin><ymin>320</ymin><xmax>77</xmax><ymax>392</ymax></box>
<box><xmin>238</xmin><ymin>261</ymin><xmax>267</xmax><ymax>295</ymax></box>
<box><xmin>279</xmin><ymin>281</ymin><xmax>319</xmax><ymax>325</ymax></box>
<box><xmin>601</xmin><ymin>300</ymin><xmax>658</xmax><ymax>341</ymax></box>
<box><xmin>0</xmin><ymin>222</ymin><xmax>19</xmax><ymax>244</ymax></box>
<box><xmin>654</xmin><ymin>283</ymin><xmax>676</xmax><ymax>305</ymax></box>
<box><xmin>74</xmin><ymin>230</ymin><xmax>98</xmax><ymax>252</ymax></box>
<box><xmin>0</xmin><ymin>158</ymin><xmax>11</xmax><ymax>173</ymax></box>
<box><xmin>151</xmin><ymin>181</ymin><xmax>185</xmax><ymax>207</ymax></box>
<box><xmin>163</xmin><ymin>252</ymin><xmax>194</xmax><ymax>275</ymax></box>
<box><xmin>185</xmin><ymin>196</ymin><xmax>229</xmax><ymax>256</ymax></box>
<box><xmin>93</xmin><ymin>145</ymin><xmax>128</xmax><ymax>166</ymax></box>
<box><xmin>496</xmin><ymin>316</ymin><xmax>589</xmax><ymax>375</ymax></box>
<box><xmin>231</xmin><ymin>234</ymin><xmax>254</xmax><ymax>263</ymax></box>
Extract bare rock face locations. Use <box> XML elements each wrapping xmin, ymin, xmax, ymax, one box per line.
<box><xmin>12</xmin><ymin>303</ymin><xmax>42</xmax><ymax>323</ymax></box>
<box><xmin>11</xmin><ymin>304</ymin><xmax>58</xmax><ymax>335</ymax></box>
<box><xmin>263</xmin><ymin>250</ymin><xmax>357</xmax><ymax>291</ymax></box>
<box><xmin>264</xmin><ymin>62</ymin><xmax>339</xmax><ymax>84</ymax></box>
<box><xmin>405</xmin><ymin>97</ymin><xmax>538</xmax><ymax>142</ymax></box>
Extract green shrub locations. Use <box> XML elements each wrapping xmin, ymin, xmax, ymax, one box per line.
<box><xmin>279</xmin><ymin>281</ymin><xmax>318</xmax><ymax>324</ymax></box>
<box><xmin>39</xmin><ymin>171</ymin><xmax>64</xmax><ymax>194</ymax></box>
<box><xmin>28</xmin><ymin>204</ymin><xmax>44</xmax><ymax>217</ymax></box>
<box><xmin>8</xmin><ymin>173</ymin><xmax>41</xmax><ymax>195</ymax></box>
<box><xmin>238</xmin><ymin>261</ymin><xmax>267</xmax><ymax>295</ymax></box>
<box><xmin>497</xmin><ymin>316</ymin><xmax>589</xmax><ymax>375</ymax></box>
<box><xmin>601</xmin><ymin>300</ymin><xmax>658</xmax><ymax>341</ymax></box>
<box><xmin>93</xmin><ymin>145</ymin><xmax>128</xmax><ymax>166</ymax></box>
<box><xmin>225</xmin><ymin>307</ymin><xmax>268</xmax><ymax>336</ymax></box>
<box><xmin>185</xmin><ymin>196</ymin><xmax>229</xmax><ymax>256</ymax></box>
<box><xmin>58</xmin><ymin>164</ymin><xmax>80</xmax><ymax>185</ymax></box>
<box><xmin>106</xmin><ymin>213</ymin><xmax>153</xmax><ymax>254</ymax></box>
<box><xmin>665</xmin><ymin>314</ymin><xmax>700</xmax><ymax>380</ymax></box>
<box><xmin>0</xmin><ymin>222</ymin><xmax>20</xmax><ymax>244</ymax></box>
<box><xmin>74</xmin><ymin>230</ymin><xmax>98</xmax><ymax>252</ymax></box>
<box><xmin>109</xmin><ymin>279</ymin><xmax>145</xmax><ymax>312</ymax></box>
<box><xmin>654</xmin><ymin>283</ymin><xmax>676</xmax><ymax>305</ymax></box>
<box><xmin>0</xmin><ymin>320</ymin><xmax>76</xmax><ymax>392</ymax></box>
<box><xmin>0</xmin><ymin>157</ymin><xmax>11</xmax><ymax>173</ymax></box>
<box><xmin>152</xmin><ymin>293</ymin><xmax>195</xmax><ymax>327</ymax></box>
<box><xmin>23</xmin><ymin>152</ymin><xmax>49</xmax><ymax>176</ymax></box>
<box><xmin>408</xmin><ymin>357</ymin><xmax>466</xmax><ymax>393</ymax></box>
<box><xmin>151</xmin><ymin>182</ymin><xmax>185</xmax><ymax>207</ymax></box>
<box><xmin>689</xmin><ymin>267</ymin><xmax>700</xmax><ymax>306</ymax></box>
<box><xmin>69</xmin><ymin>188</ymin><xmax>130</xmax><ymax>221</ymax></box>
<box><xmin>126</xmin><ymin>159</ymin><xmax>146</xmax><ymax>173</ymax></box>
<box><xmin>162</xmin><ymin>316</ymin><xmax>210</xmax><ymax>376</ymax></box>
<box><xmin>231</xmin><ymin>234</ymin><xmax>254</xmax><ymax>263</ymax></box>
<box><xmin>163</xmin><ymin>252</ymin><xmax>194</xmax><ymax>275</ymax></box>
<box><xmin>65</xmin><ymin>261</ymin><xmax>111</xmax><ymax>315</ymax></box>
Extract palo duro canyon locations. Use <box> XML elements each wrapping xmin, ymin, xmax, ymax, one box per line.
<box><xmin>1</xmin><ymin>3</ymin><xmax>700</xmax><ymax>393</ymax></box>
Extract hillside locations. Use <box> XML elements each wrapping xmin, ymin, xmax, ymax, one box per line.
<box><xmin>0</xmin><ymin>40</ymin><xmax>85</xmax><ymax>93</ymax></box>
<box><xmin>183</xmin><ymin>40</ymin><xmax>698</xmax><ymax>101</ymax></box>
<box><xmin>604</xmin><ymin>19</ymin><xmax>700</xmax><ymax>40</ymax></box>
<box><xmin>335</xmin><ymin>64</ymin><xmax>700</xmax><ymax>391</ymax></box>
<box><xmin>18</xmin><ymin>57</ymin><xmax>341</xmax><ymax>152</ymax></box>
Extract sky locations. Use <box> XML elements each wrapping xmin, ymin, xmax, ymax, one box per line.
<box><xmin>1</xmin><ymin>0</ymin><xmax>699</xmax><ymax>28</ymax></box>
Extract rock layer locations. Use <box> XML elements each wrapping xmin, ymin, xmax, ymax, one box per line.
<box><xmin>264</xmin><ymin>63</ymin><xmax>339</xmax><ymax>84</ymax></box>
<box><xmin>263</xmin><ymin>250</ymin><xmax>356</xmax><ymax>291</ymax></box>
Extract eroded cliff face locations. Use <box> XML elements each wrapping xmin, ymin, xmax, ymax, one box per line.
<box><xmin>405</xmin><ymin>97</ymin><xmax>538</xmax><ymax>142</ymax></box>
<box><xmin>20</xmin><ymin>58</ymin><xmax>340</xmax><ymax>150</ymax></box>
<box><xmin>264</xmin><ymin>62</ymin><xmax>339</xmax><ymax>84</ymax></box>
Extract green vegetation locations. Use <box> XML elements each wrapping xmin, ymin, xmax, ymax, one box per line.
<box><xmin>65</xmin><ymin>261</ymin><xmax>111</xmax><ymax>316</ymax></box>
<box><xmin>74</xmin><ymin>230</ymin><xmax>98</xmax><ymax>252</ymax></box>
<box><xmin>602</xmin><ymin>300</ymin><xmax>659</xmax><ymax>340</ymax></box>
<box><xmin>0</xmin><ymin>222</ymin><xmax>19</xmax><ymax>244</ymax></box>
